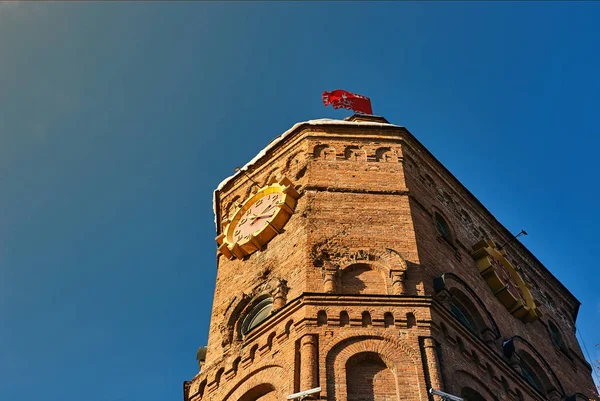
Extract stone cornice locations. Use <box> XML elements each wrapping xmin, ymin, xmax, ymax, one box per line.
<box><xmin>188</xmin><ymin>292</ymin><xmax>435</xmax><ymax>387</ymax></box>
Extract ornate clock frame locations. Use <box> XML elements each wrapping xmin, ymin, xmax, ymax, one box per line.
<box><xmin>472</xmin><ymin>239</ymin><xmax>542</xmax><ymax>323</ymax></box>
<box><xmin>216</xmin><ymin>176</ymin><xmax>300</xmax><ymax>260</ymax></box>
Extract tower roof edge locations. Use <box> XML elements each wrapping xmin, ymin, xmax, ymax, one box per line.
<box><xmin>215</xmin><ymin>116</ymin><xmax>402</xmax><ymax>193</ymax></box>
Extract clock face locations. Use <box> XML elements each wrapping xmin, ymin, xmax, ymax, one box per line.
<box><xmin>490</xmin><ymin>257</ymin><xmax>527</xmax><ymax>304</ymax></box>
<box><xmin>472</xmin><ymin>240</ymin><xmax>541</xmax><ymax>323</ymax></box>
<box><xmin>230</xmin><ymin>192</ymin><xmax>282</xmax><ymax>243</ymax></box>
<box><xmin>216</xmin><ymin>177</ymin><xmax>300</xmax><ymax>260</ymax></box>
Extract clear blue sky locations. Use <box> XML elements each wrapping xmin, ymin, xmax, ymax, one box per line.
<box><xmin>1</xmin><ymin>2</ymin><xmax>599</xmax><ymax>400</ymax></box>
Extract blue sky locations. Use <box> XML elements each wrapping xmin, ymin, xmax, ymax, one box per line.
<box><xmin>1</xmin><ymin>2</ymin><xmax>599</xmax><ymax>400</ymax></box>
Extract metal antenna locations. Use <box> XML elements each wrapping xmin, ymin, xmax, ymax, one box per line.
<box><xmin>234</xmin><ymin>166</ymin><xmax>259</xmax><ymax>186</ymax></box>
<box><xmin>498</xmin><ymin>229</ymin><xmax>528</xmax><ymax>250</ymax></box>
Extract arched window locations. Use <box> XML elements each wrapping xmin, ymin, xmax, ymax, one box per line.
<box><xmin>198</xmin><ymin>379</ymin><xmax>207</xmax><ymax>399</ymax></box>
<box><xmin>241</xmin><ymin>298</ymin><xmax>273</xmax><ymax>335</ymax></box>
<box><xmin>406</xmin><ymin>312</ymin><xmax>416</xmax><ymax>328</ymax></box>
<box><xmin>548</xmin><ymin>321</ymin><xmax>565</xmax><ymax>349</ymax></box>
<box><xmin>214</xmin><ymin>367</ymin><xmax>224</xmax><ymax>386</ymax></box>
<box><xmin>284</xmin><ymin>320</ymin><xmax>293</xmax><ymax>335</ymax></box>
<box><xmin>317</xmin><ymin>310</ymin><xmax>328</xmax><ymax>326</ymax></box>
<box><xmin>384</xmin><ymin>312</ymin><xmax>394</xmax><ymax>328</ymax></box>
<box><xmin>446</xmin><ymin>288</ymin><xmax>484</xmax><ymax>336</ymax></box>
<box><xmin>435</xmin><ymin>212</ymin><xmax>452</xmax><ymax>241</ymax></box>
<box><xmin>361</xmin><ymin>311</ymin><xmax>372</xmax><ymax>327</ymax></box>
<box><xmin>517</xmin><ymin>351</ymin><xmax>547</xmax><ymax>395</ymax></box>
<box><xmin>520</xmin><ymin>361</ymin><xmax>543</xmax><ymax>393</ymax></box>
<box><xmin>450</xmin><ymin>301</ymin><xmax>477</xmax><ymax>334</ymax></box>
<box><xmin>461</xmin><ymin>387</ymin><xmax>488</xmax><ymax>401</ymax></box>
<box><xmin>340</xmin><ymin>311</ymin><xmax>350</xmax><ymax>327</ymax></box>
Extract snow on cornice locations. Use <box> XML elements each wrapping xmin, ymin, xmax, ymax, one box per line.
<box><xmin>212</xmin><ymin>117</ymin><xmax>400</xmax><ymax>228</ymax></box>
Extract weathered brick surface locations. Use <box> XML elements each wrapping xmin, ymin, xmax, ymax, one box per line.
<box><xmin>184</xmin><ymin>115</ymin><xmax>597</xmax><ymax>401</ymax></box>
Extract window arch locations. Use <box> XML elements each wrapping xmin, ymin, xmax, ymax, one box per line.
<box><xmin>241</xmin><ymin>298</ymin><xmax>273</xmax><ymax>335</ymax></box>
<box><xmin>406</xmin><ymin>312</ymin><xmax>416</xmax><ymax>328</ymax></box>
<box><xmin>520</xmin><ymin>363</ymin><xmax>542</xmax><ymax>393</ymax></box>
<box><xmin>447</xmin><ymin>288</ymin><xmax>485</xmax><ymax>336</ymax></box>
<box><xmin>238</xmin><ymin>383</ymin><xmax>278</xmax><ymax>401</ymax></box>
<box><xmin>502</xmin><ymin>336</ymin><xmax>565</xmax><ymax>397</ymax></box>
<box><xmin>341</xmin><ymin>263</ymin><xmax>387</xmax><ymax>295</ymax></box>
<box><xmin>361</xmin><ymin>311</ymin><xmax>372</xmax><ymax>327</ymax></box>
<box><xmin>317</xmin><ymin>310</ymin><xmax>328</xmax><ymax>326</ymax></box>
<box><xmin>517</xmin><ymin>350</ymin><xmax>548</xmax><ymax>395</ymax></box>
<box><xmin>346</xmin><ymin>352</ymin><xmax>396</xmax><ymax>401</ymax></box>
<box><xmin>434</xmin><ymin>274</ymin><xmax>500</xmax><ymax>341</ymax></box>
<box><xmin>453</xmin><ymin>371</ymin><xmax>499</xmax><ymax>401</ymax></box>
<box><xmin>434</xmin><ymin>212</ymin><xmax>452</xmax><ymax>242</ymax></box>
<box><xmin>384</xmin><ymin>312</ymin><xmax>394</xmax><ymax>328</ymax></box>
<box><xmin>314</xmin><ymin>144</ymin><xmax>336</xmax><ymax>160</ymax></box>
<box><xmin>450</xmin><ymin>301</ymin><xmax>477</xmax><ymax>334</ymax></box>
<box><xmin>340</xmin><ymin>311</ymin><xmax>350</xmax><ymax>327</ymax></box>
<box><xmin>548</xmin><ymin>321</ymin><xmax>565</xmax><ymax>350</ymax></box>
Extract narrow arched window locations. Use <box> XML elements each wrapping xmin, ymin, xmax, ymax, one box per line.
<box><xmin>520</xmin><ymin>362</ymin><xmax>542</xmax><ymax>392</ymax></box>
<box><xmin>406</xmin><ymin>312</ymin><xmax>416</xmax><ymax>328</ymax></box>
<box><xmin>361</xmin><ymin>311</ymin><xmax>372</xmax><ymax>327</ymax></box>
<box><xmin>384</xmin><ymin>312</ymin><xmax>394</xmax><ymax>328</ymax></box>
<box><xmin>241</xmin><ymin>298</ymin><xmax>273</xmax><ymax>335</ymax></box>
<box><xmin>549</xmin><ymin>321</ymin><xmax>564</xmax><ymax>349</ymax></box>
<box><xmin>340</xmin><ymin>311</ymin><xmax>350</xmax><ymax>327</ymax></box>
<box><xmin>518</xmin><ymin>351</ymin><xmax>547</xmax><ymax>394</ymax></box>
<box><xmin>450</xmin><ymin>301</ymin><xmax>477</xmax><ymax>334</ymax></box>
<box><xmin>285</xmin><ymin>320</ymin><xmax>294</xmax><ymax>335</ymax></box>
<box><xmin>317</xmin><ymin>310</ymin><xmax>328</xmax><ymax>326</ymax></box>
<box><xmin>435</xmin><ymin>212</ymin><xmax>452</xmax><ymax>241</ymax></box>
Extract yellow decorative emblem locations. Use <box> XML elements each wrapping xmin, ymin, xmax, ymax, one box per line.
<box><xmin>216</xmin><ymin>177</ymin><xmax>300</xmax><ymax>259</ymax></box>
<box><xmin>472</xmin><ymin>239</ymin><xmax>541</xmax><ymax>323</ymax></box>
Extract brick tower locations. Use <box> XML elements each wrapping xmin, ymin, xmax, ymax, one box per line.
<box><xmin>184</xmin><ymin>114</ymin><xmax>597</xmax><ymax>401</ymax></box>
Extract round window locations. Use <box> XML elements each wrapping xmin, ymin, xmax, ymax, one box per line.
<box><xmin>241</xmin><ymin>298</ymin><xmax>273</xmax><ymax>335</ymax></box>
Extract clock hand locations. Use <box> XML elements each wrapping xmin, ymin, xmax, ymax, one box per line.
<box><xmin>260</xmin><ymin>204</ymin><xmax>276</xmax><ymax>214</ymax></box>
<box><xmin>249</xmin><ymin>213</ymin><xmax>274</xmax><ymax>220</ymax></box>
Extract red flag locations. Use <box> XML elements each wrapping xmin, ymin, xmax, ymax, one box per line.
<box><xmin>322</xmin><ymin>89</ymin><xmax>373</xmax><ymax>115</ymax></box>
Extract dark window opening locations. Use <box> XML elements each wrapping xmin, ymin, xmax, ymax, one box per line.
<box><xmin>435</xmin><ymin>213</ymin><xmax>452</xmax><ymax>241</ymax></box>
<box><xmin>520</xmin><ymin>362</ymin><xmax>542</xmax><ymax>393</ymax></box>
<box><xmin>450</xmin><ymin>302</ymin><xmax>476</xmax><ymax>334</ymax></box>
<box><xmin>241</xmin><ymin>298</ymin><xmax>273</xmax><ymax>335</ymax></box>
<box><xmin>340</xmin><ymin>311</ymin><xmax>350</xmax><ymax>327</ymax></box>
<box><xmin>549</xmin><ymin>322</ymin><xmax>564</xmax><ymax>349</ymax></box>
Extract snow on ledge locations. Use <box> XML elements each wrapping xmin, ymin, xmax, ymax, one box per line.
<box><xmin>212</xmin><ymin>117</ymin><xmax>401</xmax><ymax>228</ymax></box>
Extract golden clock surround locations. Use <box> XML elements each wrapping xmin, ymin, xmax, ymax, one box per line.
<box><xmin>472</xmin><ymin>239</ymin><xmax>541</xmax><ymax>323</ymax></box>
<box><xmin>216</xmin><ymin>177</ymin><xmax>300</xmax><ymax>260</ymax></box>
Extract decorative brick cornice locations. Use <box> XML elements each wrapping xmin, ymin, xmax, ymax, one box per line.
<box><xmin>303</xmin><ymin>185</ymin><xmax>410</xmax><ymax>196</ymax></box>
